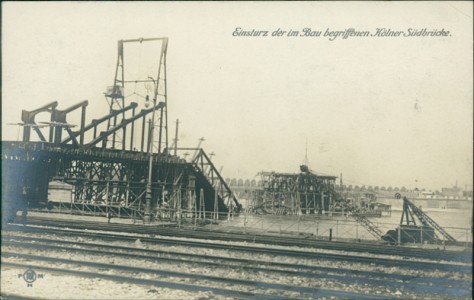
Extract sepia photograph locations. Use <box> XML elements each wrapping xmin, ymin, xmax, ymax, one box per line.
<box><xmin>1</xmin><ymin>2</ymin><xmax>472</xmax><ymax>299</ymax></box>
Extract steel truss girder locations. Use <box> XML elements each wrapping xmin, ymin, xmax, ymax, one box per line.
<box><xmin>52</xmin><ymin>154</ymin><xmax>188</xmax><ymax>208</ymax></box>
<box><xmin>2</xmin><ymin>141</ymin><xmax>239</xmax><ymax>219</ymax></box>
<box><xmin>61</xmin><ymin>102</ymin><xmax>138</xmax><ymax>145</ymax></box>
<box><xmin>84</xmin><ymin>102</ymin><xmax>165</xmax><ymax>150</ymax></box>
<box><xmin>51</xmin><ymin>101</ymin><xmax>89</xmax><ymax>145</ymax></box>
<box><xmin>173</xmin><ymin>147</ymin><xmax>241</xmax><ymax>213</ymax></box>
<box><xmin>20</xmin><ymin>101</ymin><xmax>89</xmax><ymax>145</ymax></box>
<box><xmin>21</xmin><ymin>101</ymin><xmax>58</xmax><ymax>142</ymax></box>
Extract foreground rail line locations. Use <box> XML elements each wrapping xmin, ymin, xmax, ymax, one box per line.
<box><xmin>2</xmin><ymin>261</ymin><xmax>294</xmax><ymax>300</ymax></box>
<box><xmin>13</xmin><ymin>216</ymin><xmax>473</xmax><ymax>262</ymax></box>
<box><xmin>4</xmin><ymin>252</ymin><xmax>469</xmax><ymax>299</ymax></box>
<box><xmin>3</xmin><ymin>225</ymin><xmax>472</xmax><ymax>299</ymax></box>
<box><xmin>3</xmin><ymin>234</ymin><xmax>471</xmax><ymax>296</ymax></box>
<box><xmin>5</xmin><ymin>224</ymin><xmax>472</xmax><ymax>274</ymax></box>
<box><xmin>2</xmin><ymin>253</ymin><xmax>399</xmax><ymax>300</ymax></box>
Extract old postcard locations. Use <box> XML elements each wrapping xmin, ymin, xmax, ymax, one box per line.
<box><xmin>1</xmin><ymin>2</ymin><xmax>472</xmax><ymax>299</ymax></box>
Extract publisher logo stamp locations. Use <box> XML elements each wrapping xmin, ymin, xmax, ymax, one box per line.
<box><xmin>18</xmin><ymin>268</ymin><xmax>44</xmax><ymax>287</ymax></box>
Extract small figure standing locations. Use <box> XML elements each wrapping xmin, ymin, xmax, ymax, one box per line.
<box><xmin>107</xmin><ymin>212</ymin><xmax>112</xmax><ymax>223</ymax></box>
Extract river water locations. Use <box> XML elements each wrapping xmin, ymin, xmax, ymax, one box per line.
<box><xmin>222</xmin><ymin>208</ymin><xmax>472</xmax><ymax>242</ymax></box>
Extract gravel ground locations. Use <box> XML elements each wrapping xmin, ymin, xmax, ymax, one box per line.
<box><xmin>2</xmin><ymin>230</ymin><xmax>471</xmax><ymax>299</ymax></box>
<box><xmin>1</xmin><ymin>266</ymin><xmax>222</xmax><ymax>300</ymax></box>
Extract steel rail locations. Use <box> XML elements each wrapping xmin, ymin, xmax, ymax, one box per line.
<box><xmin>2</xmin><ymin>258</ymin><xmax>395</xmax><ymax>300</ymax></box>
<box><xmin>10</xmin><ymin>217</ymin><xmax>472</xmax><ymax>262</ymax></box>
<box><xmin>3</xmin><ymin>236</ymin><xmax>471</xmax><ymax>292</ymax></box>
<box><xmin>1</xmin><ymin>261</ymin><xmax>289</xmax><ymax>300</ymax></box>
<box><xmin>5</xmin><ymin>224</ymin><xmax>471</xmax><ymax>274</ymax></box>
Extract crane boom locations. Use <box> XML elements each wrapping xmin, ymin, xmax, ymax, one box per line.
<box><xmin>403</xmin><ymin>197</ymin><xmax>457</xmax><ymax>242</ymax></box>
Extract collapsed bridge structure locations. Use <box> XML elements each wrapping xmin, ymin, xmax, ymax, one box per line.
<box><xmin>250</xmin><ymin>166</ymin><xmax>458</xmax><ymax>245</ymax></box>
<box><xmin>250</xmin><ymin>165</ymin><xmax>344</xmax><ymax>215</ymax></box>
<box><xmin>2</xmin><ymin>37</ymin><xmax>240</xmax><ymax>224</ymax></box>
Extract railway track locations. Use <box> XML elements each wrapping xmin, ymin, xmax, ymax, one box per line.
<box><xmin>5</xmin><ymin>223</ymin><xmax>472</xmax><ymax>274</ymax></box>
<box><xmin>2</xmin><ymin>261</ymin><xmax>294</xmax><ymax>300</ymax></box>
<box><xmin>3</xmin><ymin>232</ymin><xmax>471</xmax><ymax>299</ymax></box>
<box><xmin>5</xmin><ymin>216</ymin><xmax>472</xmax><ymax>298</ymax></box>
<box><xmin>3</xmin><ymin>234</ymin><xmax>471</xmax><ymax>294</ymax></box>
<box><xmin>12</xmin><ymin>215</ymin><xmax>473</xmax><ymax>262</ymax></box>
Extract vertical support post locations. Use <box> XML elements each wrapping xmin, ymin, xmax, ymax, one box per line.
<box><xmin>174</xmin><ymin>119</ymin><xmax>179</xmax><ymax>156</ymax></box>
<box><xmin>187</xmin><ymin>174</ymin><xmax>195</xmax><ymax>219</ymax></box>
<box><xmin>193</xmin><ymin>190</ymin><xmax>197</xmax><ymax>228</ymax></box>
<box><xmin>125</xmin><ymin>181</ymin><xmax>130</xmax><ymax>207</ymax></box>
<box><xmin>141</xmin><ymin>115</ymin><xmax>146</xmax><ymax>152</ymax></box>
<box><xmin>297</xmin><ymin>192</ymin><xmax>301</xmax><ymax>215</ymax></box>
<box><xmin>130</xmin><ymin>105</ymin><xmax>135</xmax><ymax>150</ymax></box>
<box><xmin>23</xmin><ymin>123</ymin><xmax>31</xmax><ymax>142</ymax></box>
<box><xmin>177</xmin><ymin>188</ymin><xmax>181</xmax><ymax>228</ymax></box>
<box><xmin>158</xmin><ymin>108</ymin><xmax>164</xmax><ymax>154</ymax></box>
<box><xmin>244</xmin><ymin>198</ymin><xmax>248</xmax><ymax>234</ymax></box>
<box><xmin>112</xmin><ymin>115</ymin><xmax>117</xmax><ymax>149</ymax></box>
<box><xmin>121</xmin><ymin>40</ymin><xmax>125</xmax><ymax>118</ymax></box>
<box><xmin>213</xmin><ymin>184</ymin><xmax>218</xmax><ymax>221</ymax></box>
<box><xmin>122</xmin><ymin>125</ymin><xmax>127</xmax><ymax>151</ymax></box>
<box><xmin>147</xmin><ymin>119</ymin><xmax>152</xmax><ymax>153</ymax></box>
<box><xmin>199</xmin><ymin>188</ymin><xmax>204</xmax><ymax>219</ymax></box>
<box><xmin>228</xmin><ymin>194</ymin><xmax>233</xmax><ymax>221</ymax></box>
<box><xmin>105</xmin><ymin>180</ymin><xmax>110</xmax><ymax>205</ymax></box>
<box><xmin>54</xmin><ymin>124</ymin><xmax>63</xmax><ymax>145</ymax></box>
<box><xmin>230</xmin><ymin>192</ymin><xmax>234</xmax><ymax>220</ymax></box>
<box><xmin>329</xmin><ymin>193</ymin><xmax>333</xmax><ymax>217</ymax></box>
<box><xmin>49</xmin><ymin>112</ymin><xmax>55</xmax><ymax>143</ymax></box>
<box><xmin>163</xmin><ymin>49</ymin><xmax>168</xmax><ymax>153</ymax></box>
<box><xmin>293</xmin><ymin>192</ymin><xmax>297</xmax><ymax>215</ymax></box>
<box><xmin>321</xmin><ymin>191</ymin><xmax>325</xmax><ymax>215</ymax></box>
<box><xmin>70</xmin><ymin>188</ymin><xmax>73</xmax><ymax>214</ymax></box>
<box><xmin>305</xmin><ymin>193</ymin><xmax>308</xmax><ymax>215</ymax></box>
<box><xmin>80</xmin><ymin>105</ymin><xmax>86</xmax><ymax>146</ymax></box>
<box><xmin>154</xmin><ymin>39</ymin><xmax>168</xmax><ymax>155</ymax></box>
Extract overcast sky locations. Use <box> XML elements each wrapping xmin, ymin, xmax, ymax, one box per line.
<box><xmin>2</xmin><ymin>2</ymin><xmax>472</xmax><ymax>191</ymax></box>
